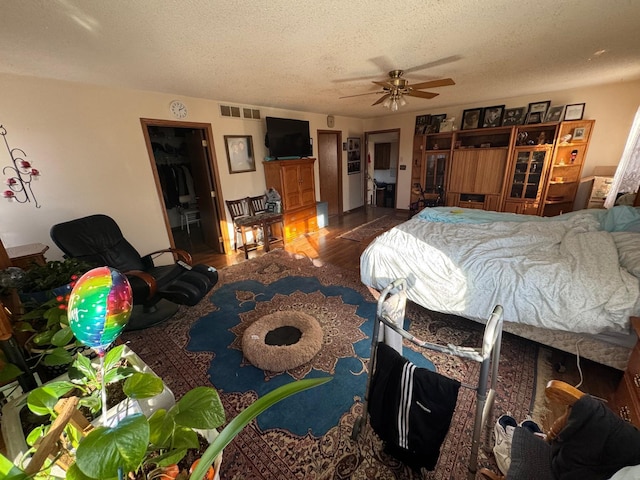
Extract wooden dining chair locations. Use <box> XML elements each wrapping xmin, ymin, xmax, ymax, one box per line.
<box><xmin>226</xmin><ymin>197</ymin><xmax>262</xmax><ymax>259</ymax></box>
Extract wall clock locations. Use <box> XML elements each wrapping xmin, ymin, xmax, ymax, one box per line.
<box><xmin>326</xmin><ymin>115</ymin><xmax>335</xmax><ymax>128</ymax></box>
<box><xmin>170</xmin><ymin>100</ymin><xmax>188</xmax><ymax>119</ymax></box>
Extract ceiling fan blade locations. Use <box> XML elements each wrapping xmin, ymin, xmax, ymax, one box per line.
<box><xmin>407</xmin><ymin>90</ymin><xmax>439</xmax><ymax>99</ymax></box>
<box><xmin>402</xmin><ymin>55</ymin><xmax>463</xmax><ymax>75</ymax></box>
<box><xmin>372</xmin><ymin>94</ymin><xmax>390</xmax><ymax>106</ymax></box>
<box><xmin>372</xmin><ymin>80</ymin><xmax>392</xmax><ymax>88</ymax></box>
<box><xmin>410</xmin><ymin>78</ymin><xmax>456</xmax><ymax>90</ymax></box>
<box><xmin>339</xmin><ymin>91</ymin><xmax>383</xmax><ymax>99</ymax></box>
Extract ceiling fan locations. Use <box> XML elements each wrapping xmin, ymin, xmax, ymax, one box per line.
<box><xmin>340</xmin><ymin>70</ymin><xmax>455</xmax><ymax>111</ymax></box>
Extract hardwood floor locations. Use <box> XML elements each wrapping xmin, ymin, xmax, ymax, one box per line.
<box><xmin>181</xmin><ymin>205</ymin><xmax>621</xmax><ymax>432</ymax></box>
<box><xmin>185</xmin><ymin>205</ymin><xmax>403</xmax><ymax>271</ymax></box>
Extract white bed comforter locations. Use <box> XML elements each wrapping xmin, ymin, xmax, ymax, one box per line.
<box><xmin>360</xmin><ymin>212</ymin><xmax>640</xmax><ymax>334</ymax></box>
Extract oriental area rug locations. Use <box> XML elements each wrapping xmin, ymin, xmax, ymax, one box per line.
<box><xmin>121</xmin><ymin>250</ymin><xmax>542</xmax><ymax>480</ymax></box>
<box><xmin>338</xmin><ymin>215</ymin><xmax>405</xmax><ymax>242</ymax></box>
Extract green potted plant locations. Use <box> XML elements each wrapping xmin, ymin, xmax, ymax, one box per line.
<box><xmin>1</xmin><ymin>374</ymin><xmax>330</xmax><ymax>479</ymax></box>
<box><xmin>16</xmin><ymin>258</ymin><xmax>92</xmax><ymax>303</ymax></box>
<box><xmin>2</xmin><ymin>344</ymin><xmax>176</xmax><ymax>473</ymax></box>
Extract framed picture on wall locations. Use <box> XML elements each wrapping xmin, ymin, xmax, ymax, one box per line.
<box><xmin>224</xmin><ymin>135</ymin><xmax>255</xmax><ymax>174</ymax></box>
<box><xmin>347</xmin><ymin>136</ymin><xmax>361</xmax><ymax>174</ymax></box>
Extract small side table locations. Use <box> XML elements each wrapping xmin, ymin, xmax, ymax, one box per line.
<box><xmin>6</xmin><ymin>243</ymin><xmax>49</xmax><ymax>270</ymax></box>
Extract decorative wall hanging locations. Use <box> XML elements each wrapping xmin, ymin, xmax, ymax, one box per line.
<box><xmin>2</xmin><ymin>125</ymin><xmax>41</xmax><ymax>207</ymax></box>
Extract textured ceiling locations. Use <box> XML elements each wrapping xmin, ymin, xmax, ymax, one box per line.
<box><xmin>1</xmin><ymin>0</ymin><xmax>639</xmax><ymax>119</ymax></box>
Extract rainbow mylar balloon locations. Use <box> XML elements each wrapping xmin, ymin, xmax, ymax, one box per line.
<box><xmin>67</xmin><ymin>266</ymin><xmax>133</xmax><ymax>353</ymax></box>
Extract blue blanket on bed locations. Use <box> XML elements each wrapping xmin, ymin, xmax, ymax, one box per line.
<box><xmin>415</xmin><ymin>206</ymin><xmax>640</xmax><ymax>232</ymax></box>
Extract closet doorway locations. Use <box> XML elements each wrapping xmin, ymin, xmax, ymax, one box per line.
<box><xmin>141</xmin><ymin>119</ymin><xmax>226</xmax><ymax>255</ymax></box>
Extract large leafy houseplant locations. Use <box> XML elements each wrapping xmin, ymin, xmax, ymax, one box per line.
<box><xmin>1</xmin><ymin>376</ymin><xmax>330</xmax><ymax>480</ymax></box>
<box><xmin>15</xmin><ymin>259</ymin><xmax>92</xmax><ymax>296</ymax></box>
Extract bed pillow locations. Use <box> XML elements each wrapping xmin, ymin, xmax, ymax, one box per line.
<box><xmin>611</xmin><ymin>232</ymin><xmax>640</xmax><ymax>277</ymax></box>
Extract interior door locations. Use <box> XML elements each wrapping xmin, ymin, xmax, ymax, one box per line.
<box><xmin>184</xmin><ymin>129</ymin><xmax>223</xmax><ymax>252</ymax></box>
<box><xmin>318</xmin><ymin>130</ymin><xmax>342</xmax><ymax>217</ymax></box>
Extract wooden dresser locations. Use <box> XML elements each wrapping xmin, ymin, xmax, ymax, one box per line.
<box><xmin>612</xmin><ymin>317</ymin><xmax>640</xmax><ymax>427</ymax></box>
<box><xmin>263</xmin><ymin>158</ymin><xmax>318</xmax><ymax>242</ymax></box>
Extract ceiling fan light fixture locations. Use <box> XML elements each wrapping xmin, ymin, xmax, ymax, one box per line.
<box><xmin>390</xmin><ymin>99</ymin><xmax>399</xmax><ymax>112</ymax></box>
<box><xmin>382</xmin><ymin>97</ymin><xmax>392</xmax><ymax>108</ymax></box>
<box><xmin>399</xmin><ymin>95</ymin><xmax>407</xmax><ymax>107</ymax></box>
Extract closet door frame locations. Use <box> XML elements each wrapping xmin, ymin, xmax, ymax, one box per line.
<box><xmin>140</xmin><ymin>118</ymin><xmax>229</xmax><ymax>254</ymax></box>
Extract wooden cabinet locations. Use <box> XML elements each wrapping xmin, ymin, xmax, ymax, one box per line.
<box><xmin>263</xmin><ymin>158</ymin><xmax>317</xmax><ymax>241</ymax></box>
<box><xmin>502</xmin><ymin>147</ymin><xmax>552</xmax><ymax>214</ymax></box>
<box><xmin>410</xmin><ymin>133</ymin><xmax>451</xmax><ymax>207</ymax></box>
<box><xmin>411</xmin><ymin>120</ymin><xmax>593</xmax><ymax>216</ymax></box>
<box><xmin>612</xmin><ymin>317</ymin><xmax>640</xmax><ymax>427</ymax></box>
<box><xmin>542</xmin><ymin>120</ymin><xmax>595</xmax><ymax>216</ymax></box>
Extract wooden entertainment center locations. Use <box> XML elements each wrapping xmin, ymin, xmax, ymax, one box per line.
<box><xmin>411</xmin><ymin>120</ymin><xmax>595</xmax><ymax>216</ymax></box>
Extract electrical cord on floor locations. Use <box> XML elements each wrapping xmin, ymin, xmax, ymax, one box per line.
<box><xmin>574</xmin><ymin>338</ymin><xmax>584</xmax><ymax>389</ymax></box>
<box><xmin>573</xmin><ymin>338</ymin><xmax>608</xmax><ymax>403</ymax></box>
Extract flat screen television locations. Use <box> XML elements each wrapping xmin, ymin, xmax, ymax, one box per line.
<box><xmin>265</xmin><ymin>116</ymin><xmax>312</xmax><ymax>158</ymax></box>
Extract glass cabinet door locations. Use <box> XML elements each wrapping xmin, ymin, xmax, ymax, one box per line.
<box><xmin>425</xmin><ymin>153</ymin><xmax>448</xmax><ymax>191</ymax></box>
<box><xmin>509</xmin><ymin>149</ymin><xmax>547</xmax><ymax>200</ymax></box>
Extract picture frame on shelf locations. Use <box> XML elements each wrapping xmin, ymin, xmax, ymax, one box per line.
<box><xmin>564</xmin><ymin>103</ymin><xmax>585</xmax><ymax>121</ymax></box>
<box><xmin>427</xmin><ymin>114</ymin><xmax>446</xmax><ymax>133</ymax></box>
<box><xmin>526</xmin><ymin>112</ymin><xmax>543</xmax><ymax>124</ymax></box>
<box><xmin>481</xmin><ymin>105</ymin><xmax>505</xmax><ymax>128</ymax></box>
<box><xmin>439</xmin><ymin>118</ymin><xmax>455</xmax><ymax>132</ymax></box>
<box><xmin>572</xmin><ymin>127</ymin><xmax>586</xmax><ymax>141</ymax></box>
<box><xmin>461</xmin><ymin>108</ymin><xmax>482</xmax><ymax>130</ymax></box>
<box><xmin>544</xmin><ymin>105</ymin><xmax>565</xmax><ymax>122</ymax></box>
<box><xmin>415</xmin><ymin>114</ymin><xmax>430</xmax><ymax>135</ymax></box>
<box><xmin>502</xmin><ymin>107</ymin><xmax>526</xmax><ymax>126</ymax></box>
<box><xmin>224</xmin><ymin>135</ymin><xmax>256</xmax><ymax>174</ymax></box>
<box><xmin>526</xmin><ymin>100</ymin><xmax>551</xmax><ymax>122</ymax></box>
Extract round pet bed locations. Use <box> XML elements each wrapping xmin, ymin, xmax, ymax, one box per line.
<box><xmin>242</xmin><ymin>311</ymin><xmax>323</xmax><ymax>372</ymax></box>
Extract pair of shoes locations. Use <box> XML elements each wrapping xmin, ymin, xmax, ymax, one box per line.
<box><xmin>493</xmin><ymin>413</ymin><xmax>517</xmax><ymax>475</ymax></box>
<box><xmin>520</xmin><ymin>415</ymin><xmax>546</xmax><ymax>440</ymax></box>
<box><xmin>493</xmin><ymin>413</ymin><xmax>545</xmax><ymax>475</ymax></box>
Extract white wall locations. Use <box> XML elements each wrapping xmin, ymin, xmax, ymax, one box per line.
<box><xmin>364</xmin><ymin>80</ymin><xmax>640</xmax><ymax>210</ymax></box>
<box><xmin>1</xmin><ymin>73</ymin><xmax>638</xmax><ymax>262</ymax></box>
<box><xmin>0</xmin><ymin>73</ymin><xmax>363</xmax><ymax>259</ymax></box>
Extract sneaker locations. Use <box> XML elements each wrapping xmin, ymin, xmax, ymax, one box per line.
<box><xmin>493</xmin><ymin>413</ymin><xmax>517</xmax><ymax>475</ymax></box>
<box><xmin>519</xmin><ymin>416</ymin><xmax>546</xmax><ymax>440</ymax></box>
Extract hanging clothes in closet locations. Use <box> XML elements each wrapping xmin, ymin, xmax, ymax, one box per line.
<box><xmin>156</xmin><ymin>163</ymin><xmax>196</xmax><ymax>208</ymax></box>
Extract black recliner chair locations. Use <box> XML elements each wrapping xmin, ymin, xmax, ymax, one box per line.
<box><xmin>50</xmin><ymin>214</ymin><xmax>218</xmax><ymax>331</ymax></box>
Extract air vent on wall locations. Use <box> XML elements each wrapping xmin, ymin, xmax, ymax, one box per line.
<box><xmin>219</xmin><ymin>104</ymin><xmax>261</xmax><ymax>120</ymax></box>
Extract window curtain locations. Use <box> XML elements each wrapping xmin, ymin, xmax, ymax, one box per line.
<box><xmin>605</xmin><ymin>106</ymin><xmax>640</xmax><ymax>208</ymax></box>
